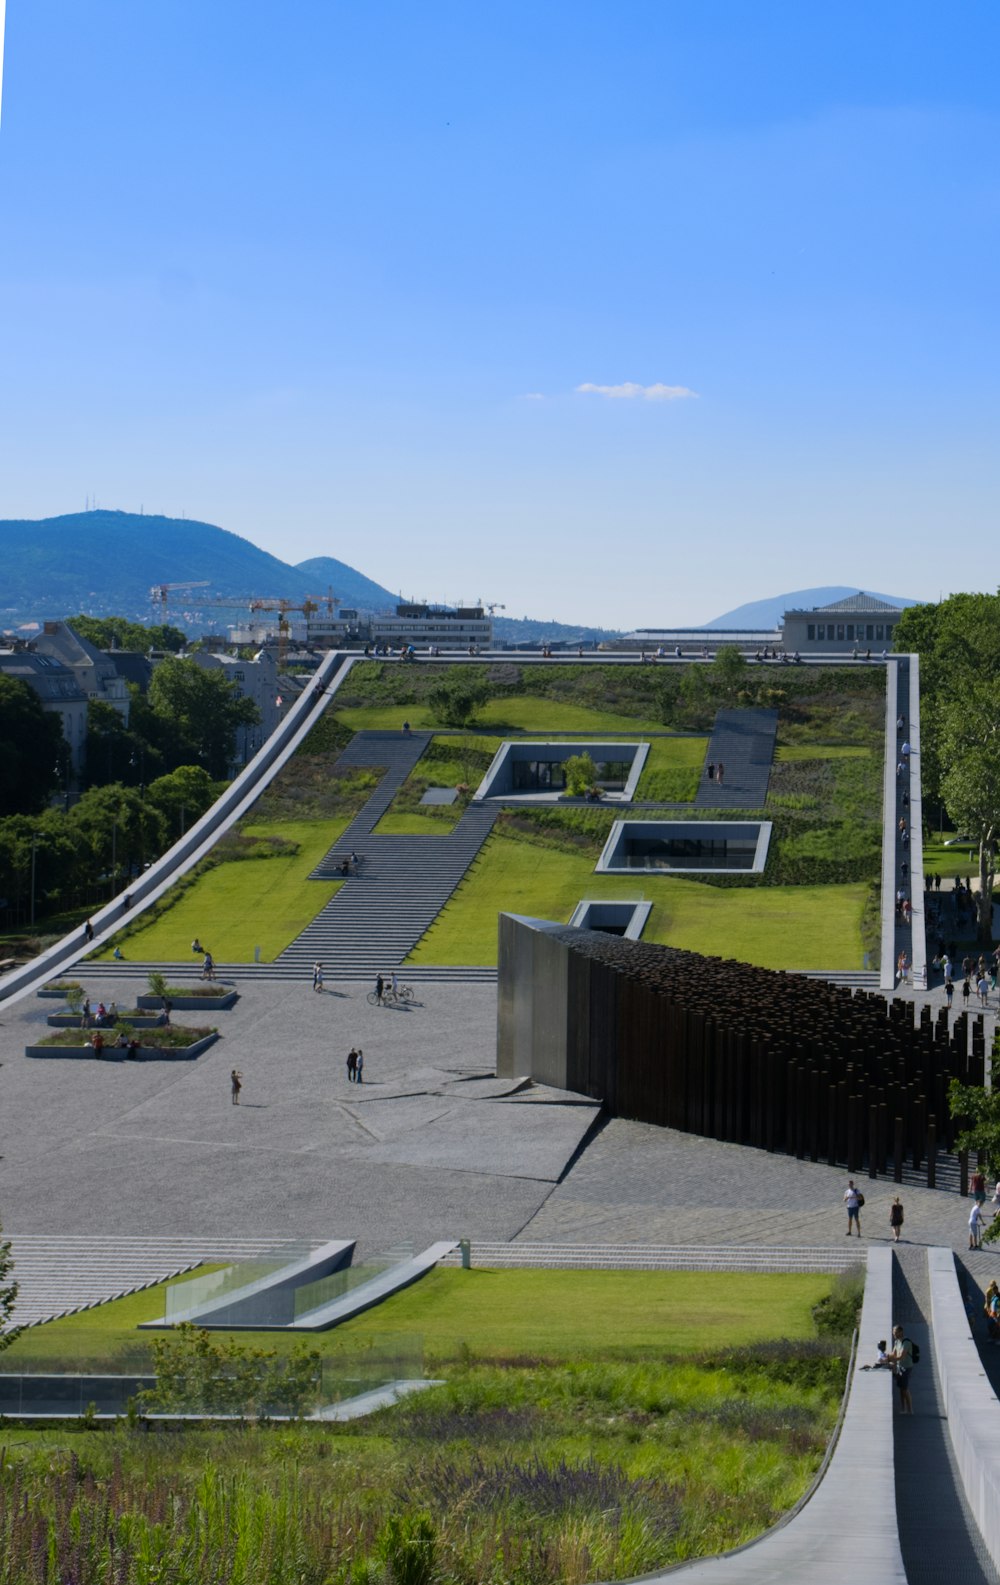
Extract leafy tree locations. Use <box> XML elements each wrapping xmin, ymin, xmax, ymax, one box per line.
<box><xmin>147</xmin><ymin>659</ymin><xmax>259</xmax><ymax>777</ymax></box>
<box><xmin>69</xmin><ymin>784</ymin><xmax>166</xmax><ymax>884</ymax></box>
<box><xmin>710</xmin><ymin>645</ymin><xmax>749</xmax><ymax>704</ymax></box>
<box><xmin>0</xmin><ymin>1222</ymin><xmax>20</xmax><ymax>1350</ymax></box>
<box><xmin>937</xmin><ymin>681</ymin><xmax>1000</xmax><ymax>941</ymax></box>
<box><xmin>0</xmin><ymin>675</ymin><xmax>64</xmax><ymax>815</ymax></box>
<box><xmin>949</xmin><ymin>1077</ymin><xmax>1000</xmax><ymax>1242</ymax></box>
<box><xmin>146</xmin><ymin>765</ymin><xmax>217</xmax><ymax>839</ymax></box>
<box><xmin>71</xmin><ymin>614</ymin><xmax>187</xmax><ymax>653</ymax></box>
<box><xmin>563</xmin><ymin>752</ymin><xmax>597</xmax><ymax>796</ymax></box>
<box><xmin>142</xmin><ymin>1324</ymin><xmax>322</xmax><ymax>1417</ymax></box>
<box><xmin>427</xmin><ymin>674</ymin><xmax>489</xmax><ymax>729</ymax></box>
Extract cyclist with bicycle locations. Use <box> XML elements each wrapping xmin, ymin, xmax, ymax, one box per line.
<box><xmin>375</xmin><ymin>973</ymin><xmax>384</xmax><ymax>1005</ymax></box>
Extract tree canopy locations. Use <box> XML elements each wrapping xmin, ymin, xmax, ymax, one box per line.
<box><xmin>0</xmin><ymin>675</ymin><xmax>64</xmax><ymax>815</ymax></box>
<box><xmin>71</xmin><ymin>614</ymin><xmax>187</xmax><ymax>653</ymax></box>
<box><xmin>147</xmin><ymin>659</ymin><xmax>259</xmax><ymax>778</ymax></box>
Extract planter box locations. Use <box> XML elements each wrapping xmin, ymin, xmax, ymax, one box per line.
<box><xmin>46</xmin><ymin>1013</ymin><xmax>166</xmax><ymax>1029</ymax></box>
<box><xmin>37</xmin><ymin>988</ymin><xmax>81</xmax><ymax>1000</ymax></box>
<box><xmin>137</xmin><ymin>991</ymin><xmax>239</xmax><ymax>1012</ymax></box>
<box><xmin>25</xmin><ymin>1033</ymin><xmax>219</xmax><ymax>1062</ymax></box>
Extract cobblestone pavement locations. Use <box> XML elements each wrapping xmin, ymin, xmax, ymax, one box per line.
<box><xmin>517</xmin><ymin>1116</ymin><xmax>1000</xmax><ymax>1277</ymax></box>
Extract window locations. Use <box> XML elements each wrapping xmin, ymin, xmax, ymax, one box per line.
<box><xmin>807</xmin><ymin>624</ymin><xmax>815</xmax><ymax>640</ymax></box>
<box><xmin>876</xmin><ymin>625</ymin><xmax>884</xmax><ymax>641</ymax></box>
<box><xmin>866</xmin><ymin>625</ymin><xmax>874</xmax><ymax>640</ymax></box>
<box><xmin>836</xmin><ymin>624</ymin><xmax>845</xmax><ymax>641</ymax></box>
<box><xmin>846</xmin><ymin>625</ymin><xmax>854</xmax><ymax>641</ymax></box>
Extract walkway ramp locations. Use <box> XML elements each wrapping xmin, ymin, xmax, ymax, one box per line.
<box><xmin>278</xmin><ymin>731</ymin><xmax>499</xmax><ymax>973</ymax></box>
<box><xmin>928</xmin><ymin>1245</ymin><xmax>1000</xmax><ymax>1579</ymax></box>
<box><xmin>694</xmin><ymin>707</ymin><xmax>778</xmax><ymax>809</ymax></box>
<box><xmin>617</xmin><ymin>1246</ymin><xmax>903</xmax><ymax>1584</ymax></box>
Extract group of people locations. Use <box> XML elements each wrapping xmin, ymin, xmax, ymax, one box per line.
<box><xmin>81</xmin><ymin>998</ymin><xmax>117</xmax><ymax>1028</ymax></box>
<box><xmin>345</xmin><ymin>1047</ymin><xmax>365</xmax><ymax>1082</ymax></box>
<box><xmin>88</xmin><ymin>1029</ymin><xmax>141</xmax><ymax>1058</ymax></box>
<box><xmin>190</xmin><ymin>939</ymin><xmax>215</xmax><ymax>980</ymax></box>
<box><xmin>705</xmin><ymin>761</ymin><xmax>725</xmax><ymax>786</ymax></box>
<box><xmin>844</xmin><ymin>1182</ymin><xmax>906</xmax><ymax>1241</ymax></box>
<box><xmin>868</xmin><ymin>1331</ymin><xmax>916</xmax><ymax>1414</ymax></box>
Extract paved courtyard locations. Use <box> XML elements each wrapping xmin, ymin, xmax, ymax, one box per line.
<box><xmin>1</xmin><ymin>974</ymin><xmax>995</xmax><ymax>1277</ymax></box>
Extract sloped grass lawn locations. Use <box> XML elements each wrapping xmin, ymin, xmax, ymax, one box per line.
<box><xmin>95</xmin><ymin>820</ymin><xmax>347</xmax><ymax>964</ymax></box>
<box><xmin>408</xmin><ymin>833</ymin><xmax>868</xmax><ymax>969</ymax></box>
<box><xmin>634</xmin><ymin>735</ymin><xmax>708</xmax><ymax>800</ymax></box>
<box><xmin>337</xmin><ymin>698</ymin><xmax>668</xmax><ymax>734</ymax></box>
<box><xmin>923</xmin><ymin>830</ymin><xmax>977</xmax><ymax>879</ymax></box>
<box><xmin>775</xmin><ymin>744</ymin><xmax>872</xmax><ymax>761</ymax></box>
<box><xmin>1</xmin><ymin>1269</ymin><xmax>844</xmax><ymax>1583</ymax></box>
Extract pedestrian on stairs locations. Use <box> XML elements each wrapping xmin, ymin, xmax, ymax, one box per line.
<box><xmin>716</xmin><ymin>762</ymin><xmax>725</xmax><ymax>786</ymax></box>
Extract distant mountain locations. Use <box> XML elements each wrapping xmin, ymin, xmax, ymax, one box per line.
<box><xmin>0</xmin><ymin>510</ymin><xmax>405</xmax><ymax>630</ymax></box>
<box><xmin>294</xmin><ymin>557</ymin><xmax>397</xmax><ymax>613</ymax></box>
<box><xmin>704</xmin><ymin>587</ymin><xmax>919</xmax><ymax>630</ymax></box>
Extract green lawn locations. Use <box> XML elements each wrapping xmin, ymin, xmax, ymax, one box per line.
<box><xmin>923</xmin><ymin>830</ymin><xmax>978</xmax><ymax>878</ymax></box>
<box><xmin>635</xmin><ymin>735</ymin><xmax>708</xmax><ymax>800</ymax></box>
<box><xmin>373</xmin><ymin>811</ymin><xmax>458</xmax><ymax>835</ymax></box>
<box><xmin>775</xmin><ymin>744</ymin><xmax>872</xmax><ymax>761</ymax></box>
<box><xmin>94</xmin><ymin>820</ymin><xmax>347</xmax><ymax>964</ymax></box>
<box><xmin>409</xmin><ymin>833</ymin><xmax>869</xmax><ymax>969</ymax></box>
<box><xmin>337</xmin><ymin>699</ymin><xmax>667</xmax><ymax>734</ymax></box>
<box><xmin>5</xmin><ymin>1266</ymin><xmax>834</xmax><ymax>1368</ymax></box>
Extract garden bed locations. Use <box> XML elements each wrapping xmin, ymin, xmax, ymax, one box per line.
<box><xmin>137</xmin><ymin>989</ymin><xmax>239</xmax><ymax>1011</ymax></box>
<box><xmin>26</xmin><ymin>1029</ymin><xmax>218</xmax><ymax>1061</ymax></box>
<box><xmin>46</xmin><ymin>1010</ymin><xmax>166</xmax><ymax>1029</ymax></box>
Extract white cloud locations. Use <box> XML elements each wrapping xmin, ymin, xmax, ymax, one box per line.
<box><xmin>576</xmin><ymin>381</ymin><xmax>698</xmax><ymax>401</ymax></box>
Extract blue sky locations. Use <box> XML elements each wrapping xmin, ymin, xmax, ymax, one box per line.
<box><xmin>1</xmin><ymin>2</ymin><xmax>997</xmax><ymax>626</ymax></box>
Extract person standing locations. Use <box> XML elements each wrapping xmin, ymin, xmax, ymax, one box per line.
<box><xmin>890</xmin><ymin>1327</ymin><xmax>914</xmax><ymax>1414</ymax></box>
<box><xmin>313</xmin><ymin>962</ymin><xmax>324</xmax><ymax>993</ymax></box>
<box><xmin>346</xmin><ymin>1047</ymin><xmax>358</xmax><ymax>1082</ymax></box>
<box><xmin>203</xmin><ymin>952</ymin><xmax>215</xmax><ymax>982</ymax></box>
<box><xmin>84</xmin><ymin>919</ymin><xmax>94</xmax><ymax>943</ymax></box>
<box><xmin>969</xmin><ymin>1200</ymin><xmax>984</xmax><ymax>1250</ymax></box>
<box><xmin>716</xmin><ymin>762</ymin><xmax>725</xmax><ymax>786</ymax></box>
<box><xmin>355</xmin><ymin>1048</ymin><xmax>364</xmax><ymax>1084</ymax></box>
<box><xmin>844</xmin><ymin>1180</ymin><xmax>863</xmax><ymax>1237</ymax></box>
<box><xmin>945</xmin><ymin>977</ymin><xmax>955</xmax><ymax>1009</ymax></box>
<box><xmin>889</xmin><ymin>1198</ymin><xmax>904</xmax><ymax>1243</ymax></box>
<box><xmin>971</xmin><ymin>1169</ymin><xmax>986</xmax><ymax>1209</ymax></box>
<box><xmin>375</xmin><ymin>973</ymin><xmax>384</xmax><ymax>1005</ymax></box>
<box><xmin>230</xmin><ymin>1068</ymin><xmax>243</xmax><ymax>1105</ymax></box>
<box><xmin>706</xmin><ymin>763</ymin><xmax>715</xmax><ymax>782</ymax></box>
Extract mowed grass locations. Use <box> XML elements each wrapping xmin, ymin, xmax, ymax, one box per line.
<box><xmin>923</xmin><ymin>830</ymin><xmax>977</xmax><ymax>878</ymax></box>
<box><xmin>95</xmin><ymin>820</ymin><xmax>347</xmax><ymax>964</ymax></box>
<box><xmin>775</xmin><ymin>744</ymin><xmax>872</xmax><ymax>761</ymax></box>
<box><xmin>337</xmin><ymin>699</ymin><xmax>667</xmax><ymax>734</ymax></box>
<box><xmin>408</xmin><ymin>834</ymin><xmax>868</xmax><ymax>969</ymax></box>
<box><xmin>6</xmin><ymin>1267</ymin><xmax>834</xmax><ymax>1368</ymax></box>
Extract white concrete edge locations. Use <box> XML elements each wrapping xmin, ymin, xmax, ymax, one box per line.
<box><xmin>908</xmin><ymin>655</ymin><xmax>927</xmax><ymax>989</ymax></box>
<box><xmin>0</xmin><ymin>651</ymin><xmax>358</xmax><ymax>1013</ymax></box>
<box><xmin>928</xmin><ymin>1245</ymin><xmax>1000</xmax><ymax>1572</ymax></box>
<box><xmin>290</xmin><ymin>1240</ymin><xmax>459</xmax><ymax>1330</ymax></box>
<box><xmin>139</xmin><ymin>1238</ymin><xmax>356</xmax><ymax>1329</ymax></box>
<box><xmin>619</xmin><ymin>1246</ymin><xmax>904</xmax><ymax>1582</ymax></box>
<box><xmin>880</xmin><ymin>658</ymin><xmax>900</xmax><ymax>990</ymax></box>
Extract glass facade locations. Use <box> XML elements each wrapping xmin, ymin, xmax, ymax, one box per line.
<box><xmin>511</xmin><ymin>757</ymin><xmax>631</xmax><ymax>792</ymax></box>
<box><xmin>622</xmin><ymin>834</ymin><xmax>760</xmax><ymax>871</ymax></box>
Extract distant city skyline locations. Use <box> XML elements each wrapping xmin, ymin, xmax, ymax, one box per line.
<box><xmin>0</xmin><ymin>2</ymin><xmax>997</xmax><ymax>627</ymax></box>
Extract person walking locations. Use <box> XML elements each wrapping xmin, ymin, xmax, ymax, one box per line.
<box><xmin>889</xmin><ymin>1198</ymin><xmax>904</xmax><ymax>1243</ymax></box>
<box><xmin>969</xmin><ymin>1200</ymin><xmax>984</xmax><ymax>1250</ymax></box>
<box><xmin>203</xmin><ymin>952</ymin><xmax>215</xmax><ymax>982</ymax></box>
<box><xmin>716</xmin><ymin>762</ymin><xmax>725</xmax><ymax>786</ymax></box>
<box><xmin>978</xmin><ymin>975</ymin><xmax>990</xmax><ymax>1008</ymax></box>
<box><xmin>355</xmin><ymin>1048</ymin><xmax>364</xmax><ymax>1084</ymax></box>
<box><xmin>84</xmin><ymin>919</ymin><xmax>94</xmax><ymax>943</ymax></box>
<box><xmin>313</xmin><ymin>961</ymin><xmax>324</xmax><ymax>993</ymax></box>
<box><xmin>945</xmin><ymin>977</ymin><xmax>955</xmax><ymax>1009</ymax></box>
<box><xmin>890</xmin><ymin>1327</ymin><xmax>914</xmax><ymax>1414</ymax></box>
<box><xmin>230</xmin><ymin>1068</ymin><xmax>243</xmax><ymax>1105</ymax></box>
<box><xmin>375</xmin><ymin>973</ymin><xmax>384</xmax><ymax>1005</ymax></box>
<box><xmin>844</xmin><ymin>1180</ymin><xmax>863</xmax><ymax>1237</ymax></box>
<box><xmin>706</xmin><ymin>763</ymin><xmax>715</xmax><ymax>781</ymax></box>
<box><xmin>346</xmin><ymin>1047</ymin><xmax>358</xmax><ymax>1082</ymax></box>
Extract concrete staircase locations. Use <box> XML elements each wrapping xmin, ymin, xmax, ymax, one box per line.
<box><xmin>439</xmin><ymin>1241</ymin><xmax>864</xmax><ymax>1273</ymax></box>
<box><xmin>5</xmin><ymin>1235</ymin><xmax>321</xmax><ymax>1329</ymax></box>
<box><xmin>276</xmin><ymin>731</ymin><xmax>500</xmax><ymax>974</ymax></box>
<box><xmin>694</xmin><ymin>706</ymin><xmax>778</xmax><ymax>809</ymax></box>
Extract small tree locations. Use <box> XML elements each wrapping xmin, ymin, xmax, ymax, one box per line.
<box><xmin>949</xmin><ymin>1077</ymin><xmax>1000</xmax><ymax>1243</ymax></box>
<box><xmin>0</xmin><ymin>1222</ymin><xmax>21</xmax><ymax>1350</ymax></box>
<box><xmin>563</xmin><ymin>752</ymin><xmax>597</xmax><ymax>797</ymax></box>
<box><xmin>147</xmin><ymin>970</ymin><xmax>170</xmax><ymax>1005</ymax></box>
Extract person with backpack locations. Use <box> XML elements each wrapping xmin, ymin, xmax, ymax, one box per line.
<box><xmin>889</xmin><ymin>1198</ymin><xmax>904</xmax><ymax>1243</ymax></box>
<box><xmin>890</xmin><ymin>1326</ymin><xmax>915</xmax><ymax>1413</ymax></box>
<box><xmin>844</xmin><ymin>1179</ymin><xmax>864</xmax><ymax>1236</ymax></box>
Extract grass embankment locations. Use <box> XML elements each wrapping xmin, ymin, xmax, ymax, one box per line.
<box><xmin>1</xmin><ymin>1268</ymin><xmax>846</xmax><ymax>1583</ymax></box>
<box><xmin>923</xmin><ymin>831</ymin><xmax>977</xmax><ymax>879</ymax></box>
<box><xmin>95</xmin><ymin>820</ymin><xmax>346</xmax><ymax>963</ymax></box>
<box><xmin>409</xmin><ymin>831</ymin><xmax>868</xmax><ymax>969</ymax></box>
<box><xmin>337</xmin><ymin>698</ymin><xmax>668</xmax><ymax>735</ymax></box>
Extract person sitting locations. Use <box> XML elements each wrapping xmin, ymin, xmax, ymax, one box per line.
<box><xmin>127</xmin><ymin>1037</ymin><xmax>140</xmax><ymax>1059</ymax></box>
<box><xmin>113</xmin><ymin>946</ymin><xmax>124</xmax><ymax>960</ymax></box>
<box><xmin>985</xmin><ymin>1283</ymin><xmax>1000</xmax><ymax>1342</ymax></box>
<box><xmin>96</xmin><ymin>1002</ymin><xmax>107</xmax><ymax>1024</ymax></box>
<box><xmin>191</xmin><ymin>938</ymin><xmax>204</xmax><ymax>955</ymax></box>
<box><xmin>116</xmin><ymin>1031</ymin><xmax>129</xmax><ymax>1049</ymax></box>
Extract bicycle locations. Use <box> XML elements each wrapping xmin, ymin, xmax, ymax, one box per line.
<box><xmin>366</xmin><ymin>983</ymin><xmax>414</xmax><ymax>1006</ymax></box>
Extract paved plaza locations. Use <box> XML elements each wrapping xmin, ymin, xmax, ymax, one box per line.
<box><xmin>1</xmin><ymin>975</ymin><xmax>995</xmax><ymax>1278</ymax></box>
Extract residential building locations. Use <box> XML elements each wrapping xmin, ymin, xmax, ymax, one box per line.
<box><xmin>0</xmin><ymin>650</ymin><xmax>89</xmax><ymax>772</ymax></box>
<box><xmin>30</xmin><ymin>622</ymin><xmax>131</xmax><ymax>722</ymax></box>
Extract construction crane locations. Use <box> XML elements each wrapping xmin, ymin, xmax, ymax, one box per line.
<box><xmin>149</xmin><ymin>580</ymin><xmax>210</xmax><ymax>611</ymax></box>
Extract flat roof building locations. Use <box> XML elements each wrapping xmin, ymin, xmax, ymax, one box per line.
<box><xmin>782</xmin><ymin>593</ymin><xmax>905</xmax><ymax>654</ymax></box>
